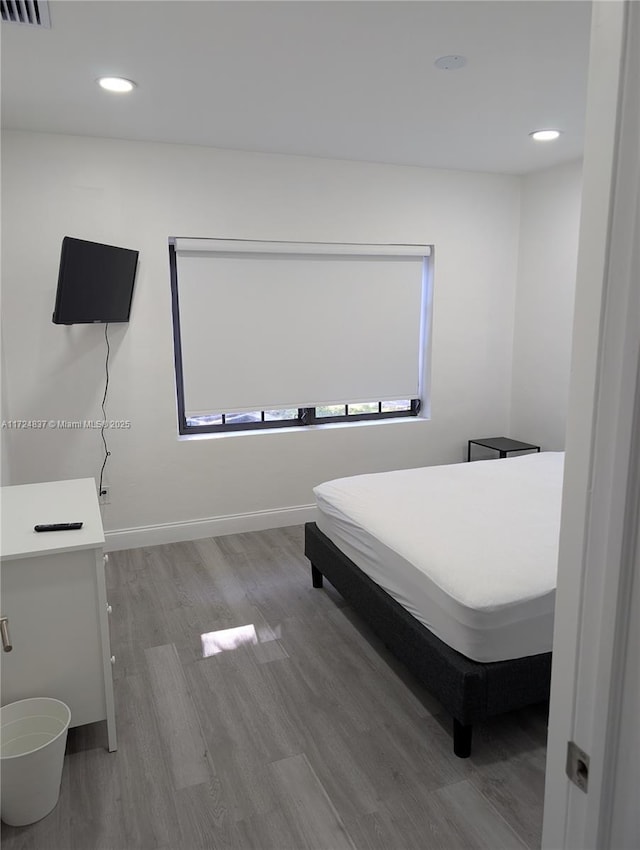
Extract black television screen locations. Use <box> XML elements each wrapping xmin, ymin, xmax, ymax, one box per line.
<box><xmin>52</xmin><ymin>237</ymin><xmax>139</xmax><ymax>324</ymax></box>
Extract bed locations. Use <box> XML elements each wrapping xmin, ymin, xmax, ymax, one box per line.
<box><xmin>304</xmin><ymin>451</ymin><xmax>563</xmax><ymax>757</ymax></box>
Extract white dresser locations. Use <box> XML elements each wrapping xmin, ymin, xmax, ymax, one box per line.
<box><xmin>0</xmin><ymin>478</ymin><xmax>116</xmax><ymax>751</ymax></box>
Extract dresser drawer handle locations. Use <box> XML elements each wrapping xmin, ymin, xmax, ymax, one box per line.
<box><xmin>106</xmin><ymin>604</ymin><xmax>113</xmax><ymax>614</ymax></box>
<box><xmin>110</xmin><ymin>655</ymin><xmax>116</xmax><ymax>665</ymax></box>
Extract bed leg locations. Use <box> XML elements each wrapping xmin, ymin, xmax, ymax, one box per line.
<box><xmin>453</xmin><ymin>719</ymin><xmax>472</xmax><ymax>758</ymax></box>
<box><xmin>311</xmin><ymin>564</ymin><xmax>324</xmax><ymax>588</ymax></box>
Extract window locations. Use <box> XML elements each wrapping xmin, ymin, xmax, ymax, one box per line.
<box><xmin>169</xmin><ymin>238</ymin><xmax>431</xmax><ymax>435</ymax></box>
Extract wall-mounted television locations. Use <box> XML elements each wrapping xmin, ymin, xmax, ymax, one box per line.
<box><xmin>52</xmin><ymin>237</ymin><xmax>139</xmax><ymax>324</ymax></box>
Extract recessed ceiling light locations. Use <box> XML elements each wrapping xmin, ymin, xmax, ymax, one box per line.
<box><xmin>530</xmin><ymin>129</ymin><xmax>562</xmax><ymax>141</ymax></box>
<box><xmin>98</xmin><ymin>77</ymin><xmax>136</xmax><ymax>93</ymax></box>
<box><xmin>434</xmin><ymin>55</ymin><xmax>467</xmax><ymax>71</ymax></box>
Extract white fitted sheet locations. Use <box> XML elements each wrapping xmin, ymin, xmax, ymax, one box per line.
<box><xmin>313</xmin><ymin>452</ymin><xmax>563</xmax><ymax>662</ymax></box>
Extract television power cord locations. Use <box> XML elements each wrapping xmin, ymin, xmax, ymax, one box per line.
<box><xmin>98</xmin><ymin>323</ymin><xmax>111</xmax><ymax>503</ymax></box>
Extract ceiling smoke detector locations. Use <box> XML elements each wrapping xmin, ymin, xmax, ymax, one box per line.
<box><xmin>434</xmin><ymin>55</ymin><xmax>467</xmax><ymax>71</ymax></box>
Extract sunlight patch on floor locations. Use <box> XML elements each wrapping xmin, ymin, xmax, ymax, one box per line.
<box><xmin>200</xmin><ymin>624</ymin><xmax>258</xmax><ymax>657</ymax></box>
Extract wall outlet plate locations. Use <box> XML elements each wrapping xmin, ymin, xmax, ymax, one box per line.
<box><xmin>98</xmin><ymin>486</ymin><xmax>110</xmax><ymax>505</ymax></box>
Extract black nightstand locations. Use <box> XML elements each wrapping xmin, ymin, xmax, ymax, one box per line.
<box><xmin>467</xmin><ymin>436</ymin><xmax>541</xmax><ymax>462</ymax></box>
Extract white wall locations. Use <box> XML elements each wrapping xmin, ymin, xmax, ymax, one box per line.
<box><xmin>1</xmin><ymin>130</ymin><xmax>520</xmax><ymax>543</ymax></box>
<box><xmin>510</xmin><ymin>160</ymin><xmax>583</xmax><ymax>450</ymax></box>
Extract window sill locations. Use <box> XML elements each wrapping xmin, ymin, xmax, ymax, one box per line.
<box><xmin>177</xmin><ymin>414</ymin><xmax>430</xmax><ymax>442</ymax></box>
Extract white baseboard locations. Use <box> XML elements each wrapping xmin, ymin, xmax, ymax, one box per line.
<box><xmin>104</xmin><ymin>504</ymin><xmax>317</xmax><ymax>551</ymax></box>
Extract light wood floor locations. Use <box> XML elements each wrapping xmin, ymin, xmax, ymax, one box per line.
<box><xmin>1</xmin><ymin>526</ymin><xmax>548</xmax><ymax>850</ymax></box>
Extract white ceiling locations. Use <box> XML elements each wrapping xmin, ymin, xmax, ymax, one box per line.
<box><xmin>1</xmin><ymin>0</ymin><xmax>592</xmax><ymax>175</ymax></box>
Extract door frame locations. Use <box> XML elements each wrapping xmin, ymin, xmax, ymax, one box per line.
<box><xmin>542</xmin><ymin>2</ymin><xmax>640</xmax><ymax>847</ymax></box>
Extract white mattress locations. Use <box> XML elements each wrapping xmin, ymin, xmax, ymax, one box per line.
<box><xmin>313</xmin><ymin>451</ymin><xmax>564</xmax><ymax>662</ymax></box>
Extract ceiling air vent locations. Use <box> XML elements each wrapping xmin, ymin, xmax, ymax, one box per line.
<box><xmin>1</xmin><ymin>0</ymin><xmax>51</xmax><ymax>27</ymax></box>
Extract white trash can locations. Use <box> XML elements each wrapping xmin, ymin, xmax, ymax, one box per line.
<box><xmin>1</xmin><ymin>697</ymin><xmax>71</xmax><ymax>826</ymax></box>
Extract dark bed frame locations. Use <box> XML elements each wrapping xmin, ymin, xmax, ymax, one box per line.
<box><xmin>305</xmin><ymin>521</ymin><xmax>552</xmax><ymax>758</ymax></box>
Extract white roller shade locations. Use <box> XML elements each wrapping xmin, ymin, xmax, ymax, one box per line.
<box><xmin>174</xmin><ymin>240</ymin><xmax>429</xmax><ymax>416</ymax></box>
